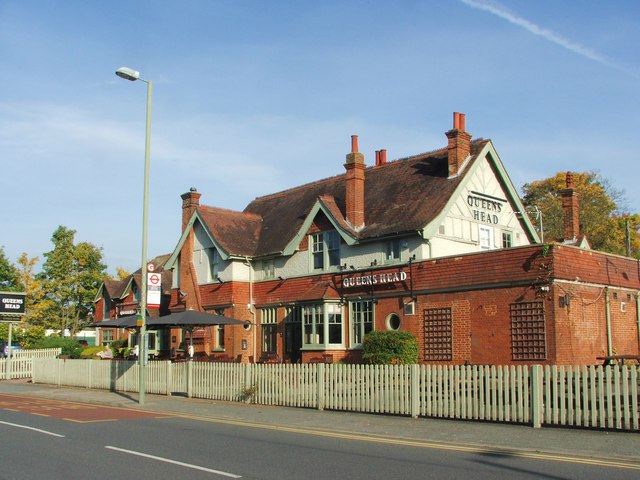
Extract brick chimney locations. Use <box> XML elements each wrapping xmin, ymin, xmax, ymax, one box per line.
<box><xmin>445</xmin><ymin>112</ymin><xmax>472</xmax><ymax>177</ymax></box>
<box><xmin>181</xmin><ymin>187</ymin><xmax>201</xmax><ymax>232</ymax></box>
<box><xmin>561</xmin><ymin>172</ymin><xmax>580</xmax><ymax>241</ymax></box>
<box><xmin>344</xmin><ymin>135</ymin><xmax>365</xmax><ymax>229</ymax></box>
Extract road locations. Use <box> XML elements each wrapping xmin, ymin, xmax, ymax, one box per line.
<box><xmin>1</xmin><ymin>394</ymin><xmax>639</xmax><ymax>479</ymax></box>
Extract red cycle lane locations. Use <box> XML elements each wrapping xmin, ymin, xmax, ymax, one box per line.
<box><xmin>0</xmin><ymin>394</ymin><xmax>173</xmax><ymax>423</ymax></box>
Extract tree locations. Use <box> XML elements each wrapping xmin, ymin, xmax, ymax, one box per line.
<box><xmin>522</xmin><ymin>171</ymin><xmax>640</xmax><ymax>258</ymax></box>
<box><xmin>39</xmin><ymin>226</ymin><xmax>107</xmax><ymax>335</ymax></box>
<box><xmin>16</xmin><ymin>253</ymin><xmax>51</xmax><ymax>326</ymax></box>
<box><xmin>0</xmin><ymin>246</ymin><xmax>22</xmax><ymax>292</ymax></box>
<box><xmin>115</xmin><ymin>267</ymin><xmax>131</xmax><ymax>281</ymax></box>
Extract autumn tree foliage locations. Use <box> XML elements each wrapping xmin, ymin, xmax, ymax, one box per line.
<box><xmin>39</xmin><ymin>226</ymin><xmax>107</xmax><ymax>335</ymax></box>
<box><xmin>522</xmin><ymin>171</ymin><xmax>640</xmax><ymax>258</ymax></box>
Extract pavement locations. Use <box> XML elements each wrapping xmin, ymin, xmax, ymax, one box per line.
<box><xmin>1</xmin><ymin>378</ymin><xmax>639</xmax><ymax>464</ymax></box>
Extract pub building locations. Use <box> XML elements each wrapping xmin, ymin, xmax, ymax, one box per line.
<box><xmin>94</xmin><ymin>113</ymin><xmax>640</xmax><ymax>365</ymax></box>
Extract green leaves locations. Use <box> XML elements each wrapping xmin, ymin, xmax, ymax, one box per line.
<box><xmin>522</xmin><ymin>171</ymin><xmax>640</xmax><ymax>258</ymax></box>
<box><xmin>362</xmin><ymin>330</ymin><xmax>419</xmax><ymax>365</ymax></box>
<box><xmin>0</xmin><ymin>246</ymin><xmax>22</xmax><ymax>292</ymax></box>
<box><xmin>39</xmin><ymin>226</ymin><xmax>107</xmax><ymax>334</ymax></box>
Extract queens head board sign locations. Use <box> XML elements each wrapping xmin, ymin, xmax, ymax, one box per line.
<box><xmin>0</xmin><ymin>291</ymin><xmax>26</xmax><ymax>320</ymax></box>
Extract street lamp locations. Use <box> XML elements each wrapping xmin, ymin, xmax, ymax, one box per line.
<box><xmin>115</xmin><ymin>66</ymin><xmax>152</xmax><ymax>405</ymax></box>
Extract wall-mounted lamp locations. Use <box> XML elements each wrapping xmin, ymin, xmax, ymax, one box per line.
<box><xmin>370</xmin><ymin>259</ymin><xmax>378</xmax><ymax>266</ymax></box>
<box><xmin>350</xmin><ymin>265</ymin><xmax>356</xmax><ymax>270</ymax></box>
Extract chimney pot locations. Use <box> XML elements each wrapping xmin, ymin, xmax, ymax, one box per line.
<box><xmin>351</xmin><ymin>135</ymin><xmax>359</xmax><ymax>153</ymax></box>
<box><xmin>375</xmin><ymin>150</ymin><xmax>381</xmax><ymax>166</ymax></box>
<box><xmin>453</xmin><ymin>112</ymin><xmax>460</xmax><ymax>130</ymax></box>
<box><xmin>380</xmin><ymin>149</ymin><xmax>387</xmax><ymax>165</ymax></box>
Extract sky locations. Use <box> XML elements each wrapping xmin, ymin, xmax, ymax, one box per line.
<box><xmin>1</xmin><ymin>0</ymin><xmax>639</xmax><ymax>275</ymax></box>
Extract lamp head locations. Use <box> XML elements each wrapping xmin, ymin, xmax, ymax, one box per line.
<box><xmin>115</xmin><ymin>66</ymin><xmax>140</xmax><ymax>81</ymax></box>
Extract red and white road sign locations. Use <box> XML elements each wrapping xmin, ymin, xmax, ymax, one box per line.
<box><xmin>147</xmin><ymin>273</ymin><xmax>162</xmax><ymax>306</ymax></box>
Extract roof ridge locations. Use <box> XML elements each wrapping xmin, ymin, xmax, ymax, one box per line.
<box><xmin>199</xmin><ymin>205</ymin><xmax>262</xmax><ymax>221</ymax></box>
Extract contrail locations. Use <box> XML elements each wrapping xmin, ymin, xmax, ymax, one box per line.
<box><xmin>460</xmin><ymin>0</ymin><xmax>638</xmax><ymax>78</ymax></box>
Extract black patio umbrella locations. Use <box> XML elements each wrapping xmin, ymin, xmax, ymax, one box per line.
<box><xmin>89</xmin><ymin>315</ymin><xmax>137</xmax><ymax>328</ymax></box>
<box><xmin>146</xmin><ymin>310</ymin><xmax>247</xmax><ymax>328</ymax></box>
<box><xmin>91</xmin><ymin>311</ymin><xmax>246</xmax><ymax>329</ymax></box>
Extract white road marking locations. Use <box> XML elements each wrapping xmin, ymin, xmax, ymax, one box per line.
<box><xmin>0</xmin><ymin>420</ymin><xmax>65</xmax><ymax>437</ymax></box>
<box><xmin>105</xmin><ymin>445</ymin><xmax>242</xmax><ymax>478</ymax></box>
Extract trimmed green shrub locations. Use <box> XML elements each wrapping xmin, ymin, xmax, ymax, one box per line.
<box><xmin>80</xmin><ymin>346</ymin><xmax>105</xmax><ymax>359</ymax></box>
<box><xmin>31</xmin><ymin>336</ymin><xmax>84</xmax><ymax>359</ymax></box>
<box><xmin>362</xmin><ymin>330</ymin><xmax>419</xmax><ymax>365</ymax></box>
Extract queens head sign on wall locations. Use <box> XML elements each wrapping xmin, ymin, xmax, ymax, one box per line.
<box><xmin>0</xmin><ymin>292</ymin><xmax>26</xmax><ymax>319</ymax></box>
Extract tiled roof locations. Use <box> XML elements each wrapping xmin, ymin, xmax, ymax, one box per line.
<box><xmin>197</xmin><ymin>206</ymin><xmax>262</xmax><ymax>256</ymax></box>
<box><xmin>196</xmin><ymin>138</ymin><xmax>489</xmax><ymax>258</ymax></box>
<box><xmin>103</xmin><ymin>278</ymin><xmax>127</xmax><ymax>299</ymax></box>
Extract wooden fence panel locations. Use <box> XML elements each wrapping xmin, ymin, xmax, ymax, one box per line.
<box><xmin>24</xmin><ymin>360</ymin><xmax>640</xmax><ymax>432</ymax></box>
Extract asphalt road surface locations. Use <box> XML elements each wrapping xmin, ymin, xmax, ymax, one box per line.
<box><xmin>0</xmin><ymin>395</ymin><xmax>639</xmax><ymax>480</ymax></box>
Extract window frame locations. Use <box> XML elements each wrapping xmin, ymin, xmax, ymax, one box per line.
<box><xmin>350</xmin><ymin>299</ymin><xmax>374</xmax><ymax>348</ymax></box>
<box><xmin>479</xmin><ymin>225</ymin><xmax>493</xmax><ymax>250</ymax></box>
<box><xmin>260</xmin><ymin>307</ymin><xmax>278</xmax><ymax>354</ymax></box>
<box><xmin>310</xmin><ymin>230</ymin><xmax>341</xmax><ymax>271</ymax></box>
<box><xmin>386</xmin><ymin>239</ymin><xmax>401</xmax><ymax>263</ymax></box>
<box><xmin>301</xmin><ymin>302</ymin><xmax>344</xmax><ymax>348</ymax></box>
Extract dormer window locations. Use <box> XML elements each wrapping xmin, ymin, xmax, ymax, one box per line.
<box><xmin>311</xmin><ymin>231</ymin><xmax>340</xmax><ymax>271</ymax></box>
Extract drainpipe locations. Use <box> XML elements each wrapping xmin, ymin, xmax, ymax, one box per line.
<box><xmin>244</xmin><ymin>256</ymin><xmax>256</xmax><ymax>361</ymax></box>
<box><xmin>605</xmin><ymin>288</ymin><xmax>612</xmax><ymax>356</ymax></box>
<box><xmin>636</xmin><ymin>292</ymin><xmax>640</xmax><ymax>352</ymax></box>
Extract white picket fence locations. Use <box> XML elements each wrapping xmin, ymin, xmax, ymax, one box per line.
<box><xmin>0</xmin><ymin>349</ymin><xmax>62</xmax><ymax>380</ymax></box>
<box><xmin>30</xmin><ymin>359</ymin><xmax>640</xmax><ymax>431</ymax></box>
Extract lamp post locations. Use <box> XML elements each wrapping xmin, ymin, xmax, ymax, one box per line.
<box><xmin>115</xmin><ymin>66</ymin><xmax>152</xmax><ymax>405</ymax></box>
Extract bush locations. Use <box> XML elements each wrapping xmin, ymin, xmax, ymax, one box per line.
<box><xmin>362</xmin><ymin>330</ymin><xmax>419</xmax><ymax>365</ymax></box>
<box><xmin>31</xmin><ymin>336</ymin><xmax>84</xmax><ymax>359</ymax></box>
<box><xmin>80</xmin><ymin>346</ymin><xmax>105</xmax><ymax>359</ymax></box>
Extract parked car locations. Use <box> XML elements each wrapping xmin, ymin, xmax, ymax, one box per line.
<box><xmin>76</xmin><ymin>339</ymin><xmax>89</xmax><ymax>347</ymax></box>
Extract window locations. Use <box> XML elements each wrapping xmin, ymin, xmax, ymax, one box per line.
<box><xmin>510</xmin><ymin>302</ymin><xmax>546</xmax><ymax>360</ymax></box>
<box><xmin>351</xmin><ymin>300</ymin><xmax>374</xmax><ymax>346</ymax></box>
<box><xmin>102</xmin><ymin>329</ymin><xmax>113</xmax><ymax>345</ymax></box>
<box><xmin>302</xmin><ymin>303</ymin><xmax>343</xmax><ymax>347</ymax></box>
<box><xmin>214</xmin><ymin>325</ymin><xmax>225</xmax><ymax>350</ymax></box>
<box><xmin>479</xmin><ymin>226</ymin><xmax>493</xmax><ymax>250</ymax></box>
<box><xmin>206</xmin><ymin>248</ymin><xmax>220</xmax><ymax>282</ymax></box>
<box><xmin>213</xmin><ymin>308</ymin><xmax>225</xmax><ymax>350</ymax></box>
<box><xmin>263</xmin><ymin>260</ymin><xmax>275</xmax><ymax>279</ymax></box>
<box><xmin>311</xmin><ymin>231</ymin><xmax>341</xmax><ymax>271</ymax></box>
<box><xmin>386</xmin><ymin>239</ymin><xmax>400</xmax><ymax>262</ymax></box>
<box><xmin>261</xmin><ymin>307</ymin><xmax>278</xmax><ymax>354</ymax></box>
<box><xmin>386</xmin><ymin>313</ymin><xmax>401</xmax><ymax>331</ymax></box>
<box><xmin>502</xmin><ymin>231</ymin><xmax>512</xmax><ymax>248</ymax></box>
<box><xmin>423</xmin><ymin>307</ymin><xmax>453</xmax><ymax>361</ymax></box>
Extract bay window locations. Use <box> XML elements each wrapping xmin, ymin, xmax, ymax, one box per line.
<box><xmin>302</xmin><ymin>303</ymin><xmax>343</xmax><ymax>347</ymax></box>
